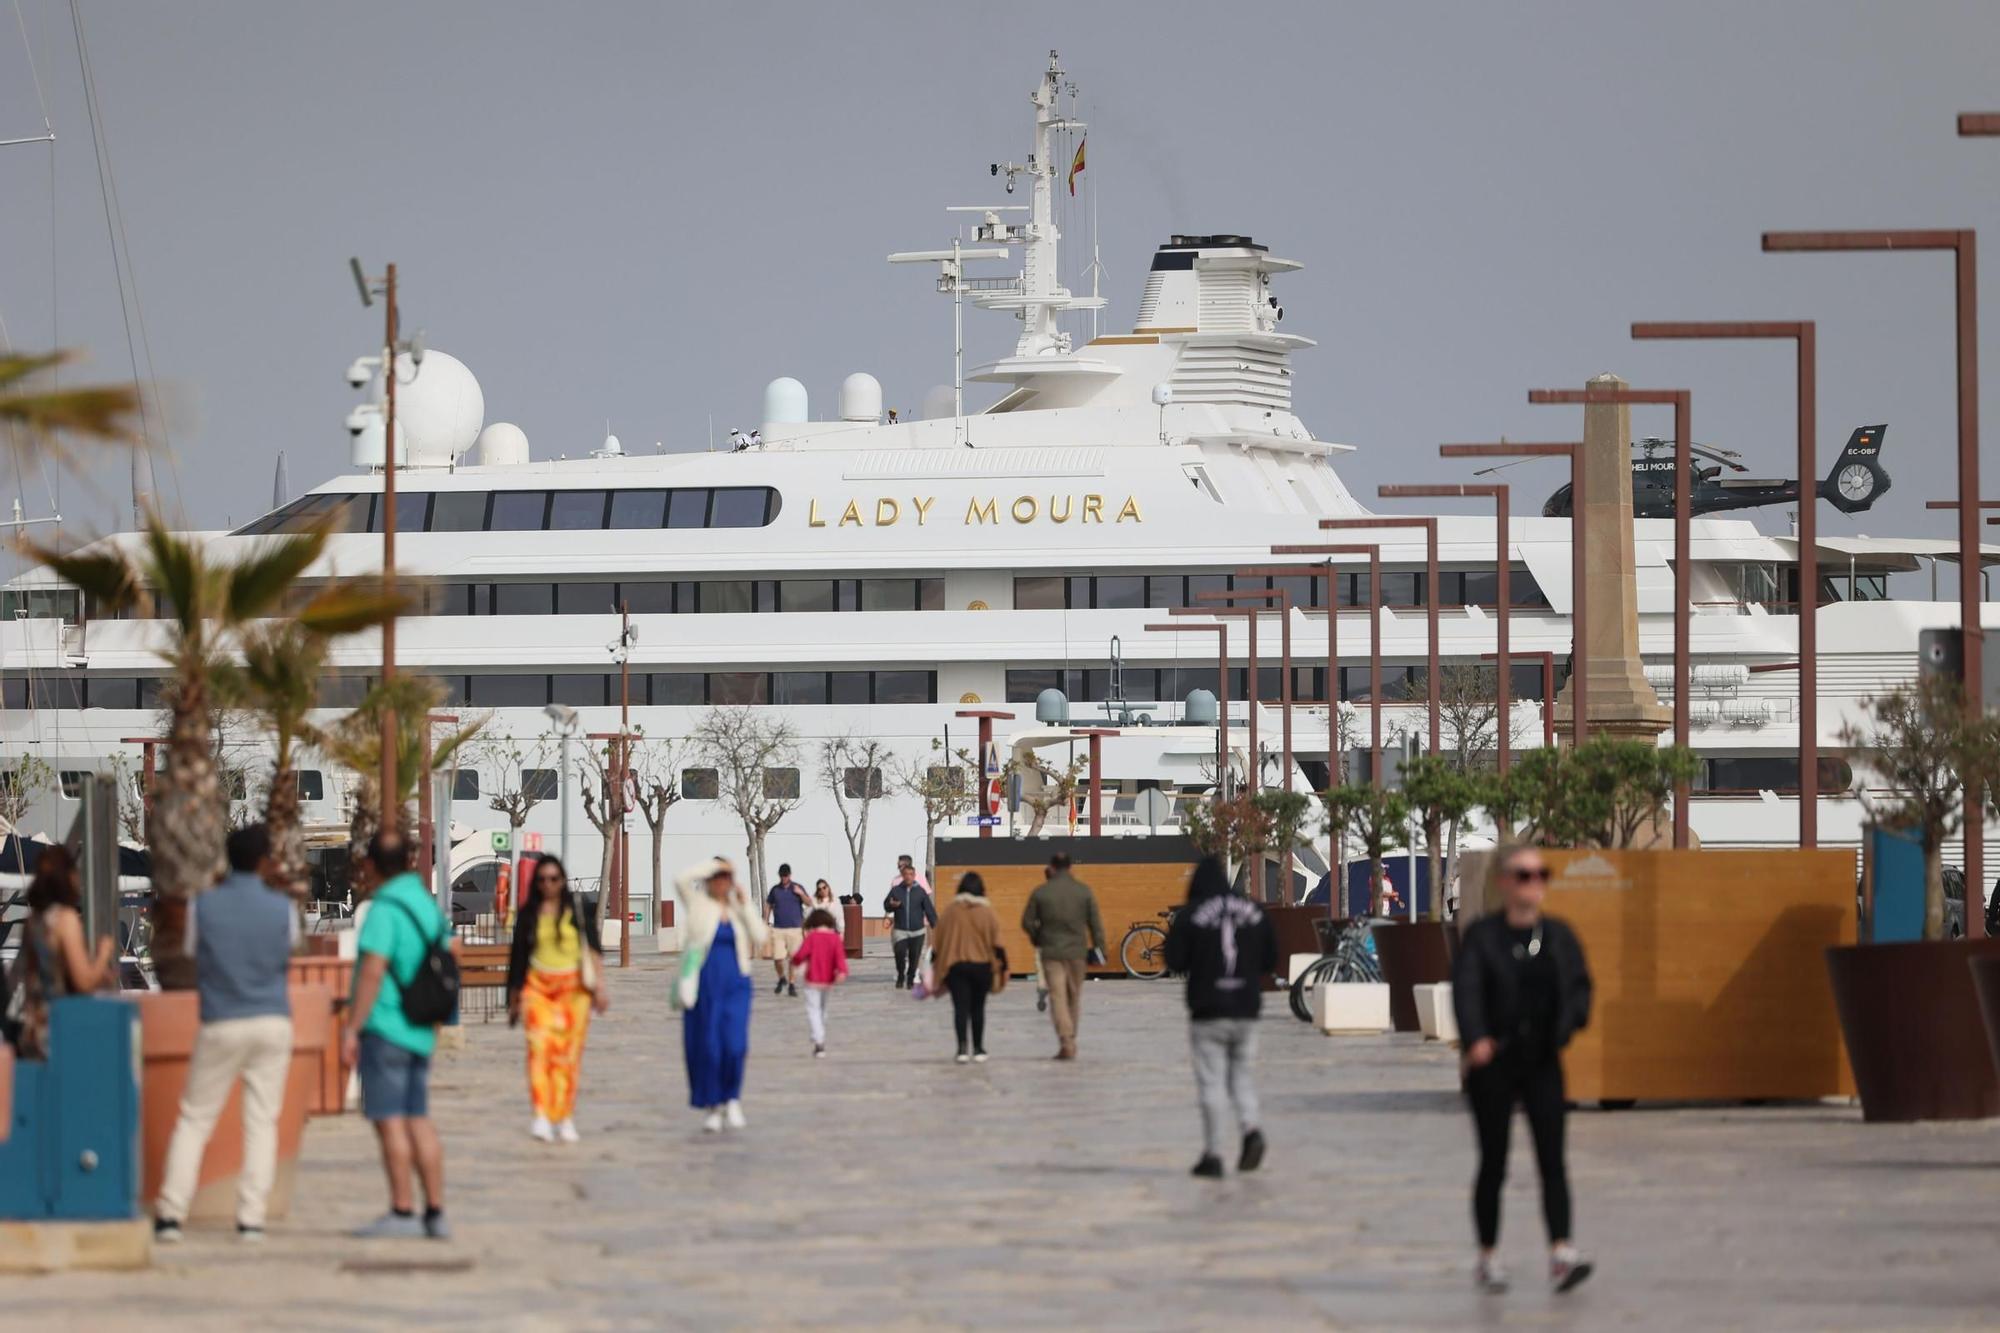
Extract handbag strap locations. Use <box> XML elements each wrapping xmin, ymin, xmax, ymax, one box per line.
<box><xmin>376</xmin><ymin>895</ymin><xmax>447</xmax><ymax>989</ymax></box>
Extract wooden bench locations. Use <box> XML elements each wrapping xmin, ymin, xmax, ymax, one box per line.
<box><xmin>456</xmin><ymin>943</ymin><xmax>512</xmax><ymax>1022</ymax></box>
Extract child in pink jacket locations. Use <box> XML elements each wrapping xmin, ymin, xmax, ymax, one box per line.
<box><xmin>792</xmin><ymin>909</ymin><xmax>850</xmax><ymax>1057</ymax></box>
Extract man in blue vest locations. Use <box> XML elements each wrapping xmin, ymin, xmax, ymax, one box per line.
<box><xmin>154</xmin><ymin>823</ymin><xmax>298</xmax><ymax>1244</ymax></box>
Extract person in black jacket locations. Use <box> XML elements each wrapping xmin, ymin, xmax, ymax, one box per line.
<box><xmin>1452</xmin><ymin>844</ymin><xmax>1594</xmax><ymax>1296</ymax></box>
<box><xmin>1163</xmin><ymin>856</ymin><xmax>1278</xmax><ymax>1179</ymax></box>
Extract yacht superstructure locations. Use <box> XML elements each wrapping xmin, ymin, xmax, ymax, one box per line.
<box><xmin>4</xmin><ymin>52</ymin><xmax>1996</xmax><ymax>911</ymax></box>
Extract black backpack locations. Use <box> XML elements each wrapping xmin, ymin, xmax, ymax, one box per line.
<box><xmin>380</xmin><ymin>896</ymin><xmax>460</xmax><ymax>1027</ymax></box>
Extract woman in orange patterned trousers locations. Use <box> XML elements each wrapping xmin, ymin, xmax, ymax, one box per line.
<box><xmin>505</xmin><ymin>855</ymin><xmax>607</xmax><ymax>1143</ymax></box>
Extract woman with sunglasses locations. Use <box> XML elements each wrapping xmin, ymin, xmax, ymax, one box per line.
<box><xmin>505</xmin><ymin>855</ymin><xmax>607</xmax><ymax>1144</ymax></box>
<box><xmin>1452</xmin><ymin>844</ymin><xmax>1594</xmax><ymax>1296</ymax></box>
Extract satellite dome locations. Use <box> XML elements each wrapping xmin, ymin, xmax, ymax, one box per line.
<box><xmin>838</xmin><ymin>372</ymin><xmax>882</xmax><ymax>423</ymax></box>
<box><xmin>763</xmin><ymin>377</ymin><xmax>809</xmax><ymax>426</ymax></box>
<box><xmin>1183</xmin><ymin>688</ymin><xmax>1219</xmax><ymax>726</ymax></box>
<box><xmin>475</xmin><ymin>422</ymin><xmax>530</xmax><ymax>466</ymax></box>
<box><xmin>382</xmin><ymin>350</ymin><xmax>483</xmax><ymax>466</ymax></box>
<box><xmin>1035</xmin><ymin>688</ymin><xmax>1070</xmax><ymax>725</ymax></box>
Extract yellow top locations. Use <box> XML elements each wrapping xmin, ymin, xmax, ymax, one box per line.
<box><xmin>532</xmin><ymin>910</ymin><xmax>583</xmax><ymax>972</ymax></box>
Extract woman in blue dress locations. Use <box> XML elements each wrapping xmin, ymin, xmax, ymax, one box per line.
<box><xmin>675</xmin><ymin>858</ymin><xmax>768</xmax><ymax>1133</ymax></box>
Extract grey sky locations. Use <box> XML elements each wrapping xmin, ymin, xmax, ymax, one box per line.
<box><xmin>3</xmin><ymin>1</ymin><xmax>1998</xmax><ymax>589</ymax></box>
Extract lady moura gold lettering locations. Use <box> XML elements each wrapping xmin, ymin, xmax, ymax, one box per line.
<box><xmin>808</xmin><ymin>494</ymin><xmax>1142</xmax><ymax>527</ymax></box>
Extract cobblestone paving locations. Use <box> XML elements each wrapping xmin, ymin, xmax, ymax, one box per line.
<box><xmin>7</xmin><ymin>947</ymin><xmax>1999</xmax><ymax>1330</ymax></box>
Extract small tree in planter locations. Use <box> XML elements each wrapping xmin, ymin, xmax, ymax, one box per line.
<box><xmin>1399</xmin><ymin>755</ymin><xmax>1481</xmax><ymax>918</ymax></box>
<box><xmin>893</xmin><ymin>740</ymin><xmax>975</xmax><ymax>884</ymax></box>
<box><xmin>627</xmin><ymin>736</ymin><xmax>684</xmax><ymax>924</ymax></box>
<box><xmin>1321</xmin><ymin>783</ymin><xmax>1410</xmax><ymax>915</ymax></box>
<box><xmin>1002</xmin><ymin>749</ymin><xmax>1089</xmax><ymax>835</ymax></box>
<box><xmin>1839</xmin><ymin>674</ymin><xmax>1988</xmax><ymax>940</ymax></box>
<box><xmin>693</xmin><ymin>706</ymin><xmax>801</xmax><ymax>895</ymax></box>
<box><xmin>821</xmin><ymin>732</ymin><xmax>890</xmax><ymax>901</ymax></box>
<box><xmin>1185</xmin><ymin>793</ymin><xmax>1275</xmax><ymax>887</ymax></box>
<box><xmin>477</xmin><ymin>731</ymin><xmax>556</xmax><ymax>863</ymax></box>
<box><xmin>1250</xmin><ymin>789</ymin><xmax>1316</xmax><ymax>903</ymax></box>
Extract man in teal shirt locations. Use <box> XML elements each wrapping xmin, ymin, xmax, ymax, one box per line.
<box><xmin>343</xmin><ymin>834</ymin><xmax>450</xmax><ymax>1240</ymax></box>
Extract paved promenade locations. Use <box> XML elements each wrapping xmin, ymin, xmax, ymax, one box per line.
<box><xmin>7</xmin><ymin>947</ymin><xmax>1998</xmax><ymax>1330</ymax></box>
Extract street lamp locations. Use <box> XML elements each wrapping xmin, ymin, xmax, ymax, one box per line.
<box><xmin>1763</xmin><ymin>226</ymin><xmax>1982</xmax><ymax>911</ymax></box>
<box><xmin>1269</xmin><ymin>541</ymin><xmax>1385</xmax><ymax>786</ymax></box>
<box><xmin>544</xmin><ymin>702</ymin><xmax>580</xmax><ymax>868</ymax></box>
<box><xmin>1631</xmin><ymin>322</ymin><xmax>1819</xmax><ymax>848</ymax></box>
<box><xmin>1321</xmin><ymin>514</ymin><xmax>1440</xmax><ymax>755</ymax></box>
<box><xmin>1184</xmin><ymin>600</ymin><xmax>1263</xmax><ymax>795</ymax></box>
<box><xmin>1144</xmin><ymin>622</ymin><xmax>1229</xmax><ymax>798</ymax></box>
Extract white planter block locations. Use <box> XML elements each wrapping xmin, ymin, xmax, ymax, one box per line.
<box><xmin>1313</xmin><ymin>981</ymin><xmax>1390</xmax><ymax>1034</ymax></box>
<box><xmin>1413</xmin><ymin>983</ymin><xmax>1458</xmax><ymax>1043</ymax></box>
<box><xmin>656</xmin><ymin>925</ymin><xmax>682</xmax><ymax>954</ymax></box>
<box><xmin>1287</xmin><ymin>952</ymin><xmax>1322</xmax><ymax>985</ymax></box>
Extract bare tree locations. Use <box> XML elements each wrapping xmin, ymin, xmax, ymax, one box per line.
<box><xmin>577</xmin><ymin>736</ymin><xmax>630</xmax><ymax>925</ymax></box>
<box><xmin>1002</xmin><ymin>749</ymin><xmax>1088</xmax><ymax>835</ymax></box>
<box><xmin>893</xmin><ymin>740</ymin><xmax>975</xmax><ymax>882</ymax></box>
<box><xmin>628</xmin><ymin>736</ymin><xmax>684</xmax><ymax>923</ymax></box>
<box><xmin>0</xmin><ymin>754</ymin><xmax>56</xmax><ymax>837</ymax></box>
<box><xmin>106</xmin><ymin>752</ymin><xmax>147</xmax><ymax>845</ymax></box>
<box><xmin>476</xmin><ymin>731</ymin><xmax>557</xmax><ymax>852</ymax></box>
<box><xmin>821</xmin><ymin>732</ymin><xmax>889</xmax><ymax>899</ymax></box>
<box><xmin>693</xmin><ymin>706</ymin><xmax>801</xmax><ymax>894</ymax></box>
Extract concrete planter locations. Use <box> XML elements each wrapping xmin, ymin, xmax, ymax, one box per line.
<box><xmin>1372</xmin><ymin>921</ymin><xmax>1455</xmax><ymax>1033</ymax></box>
<box><xmin>1312</xmin><ymin>981</ymin><xmax>1390</xmax><ymax>1034</ymax></box>
<box><xmin>1287</xmin><ymin>952</ymin><xmax>1322</xmax><ymax>986</ymax></box>
<box><xmin>1825</xmin><ymin>938</ymin><xmax>2000</xmax><ymax>1122</ymax></box>
<box><xmin>136</xmin><ymin>985</ymin><xmax>335</xmax><ymax>1223</ymax></box>
<box><xmin>1414</xmin><ymin>982</ymin><xmax>1458</xmax><ymax>1043</ymax></box>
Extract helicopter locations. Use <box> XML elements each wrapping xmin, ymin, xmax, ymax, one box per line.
<box><xmin>1536</xmin><ymin>425</ymin><xmax>1892</xmax><ymax>519</ymax></box>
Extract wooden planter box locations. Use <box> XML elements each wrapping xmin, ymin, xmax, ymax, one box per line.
<box><xmin>936</xmin><ymin>835</ymin><xmax>1195</xmax><ymax>977</ymax></box>
<box><xmin>1826</xmin><ymin>939</ymin><xmax>2000</xmax><ymax>1122</ymax></box>
<box><xmin>1373</xmin><ymin>921</ymin><xmax>1455</xmax><ymax>1033</ymax></box>
<box><xmin>1973</xmin><ymin>956</ymin><xmax>2000</xmax><ymax>1090</ymax></box>
<box><xmin>136</xmin><ymin>985</ymin><xmax>336</xmax><ymax>1223</ymax></box>
<box><xmin>1523</xmin><ymin>849</ymin><xmax>1857</xmax><ymax>1104</ymax></box>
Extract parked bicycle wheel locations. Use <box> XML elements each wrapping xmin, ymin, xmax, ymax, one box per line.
<box><xmin>1289</xmin><ymin>955</ymin><xmax>1342</xmax><ymax>1022</ymax></box>
<box><xmin>1120</xmin><ymin>923</ymin><xmax>1169</xmax><ymax>979</ymax></box>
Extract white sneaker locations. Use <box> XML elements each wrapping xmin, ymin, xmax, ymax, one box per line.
<box><xmin>1550</xmin><ymin>1244</ymin><xmax>1594</xmax><ymax>1293</ymax></box>
<box><xmin>530</xmin><ymin>1115</ymin><xmax>555</xmax><ymax>1143</ymax></box>
<box><xmin>556</xmin><ymin>1119</ymin><xmax>580</xmax><ymax>1144</ymax></box>
<box><xmin>1474</xmin><ymin>1255</ymin><xmax>1509</xmax><ymax>1293</ymax></box>
<box><xmin>701</xmin><ymin>1109</ymin><xmax>724</xmax><ymax>1134</ymax></box>
<box><xmin>724</xmin><ymin>1100</ymin><xmax>747</xmax><ymax>1130</ymax></box>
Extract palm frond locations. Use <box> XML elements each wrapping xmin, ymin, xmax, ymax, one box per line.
<box><xmin>295</xmin><ymin>585</ymin><xmax>406</xmax><ymax>635</ymax></box>
<box><xmin>143</xmin><ymin>520</ymin><xmax>207</xmax><ymax>631</ymax></box>
<box><xmin>0</xmin><ymin>351</ymin><xmax>140</xmax><ymax>446</ymax></box>
<box><xmin>12</xmin><ymin>544</ymin><xmax>138</xmax><ymax>607</ymax></box>
<box><xmin>224</xmin><ymin>532</ymin><xmax>327</xmax><ymax>623</ymax></box>
<box><xmin>0</xmin><ymin>352</ymin><xmax>66</xmax><ymax>390</ymax></box>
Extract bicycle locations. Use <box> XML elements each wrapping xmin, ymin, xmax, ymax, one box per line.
<box><xmin>1289</xmin><ymin>917</ymin><xmax>1382</xmax><ymax>1022</ymax></box>
<box><xmin>1119</xmin><ymin>908</ymin><xmax>1178</xmax><ymax>980</ymax></box>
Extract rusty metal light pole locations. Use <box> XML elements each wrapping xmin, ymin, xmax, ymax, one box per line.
<box><xmin>1631</xmin><ymin>322</ymin><xmax>1818</xmax><ymax>847</ymax></box>
<box><xmin>955</xmin><ymin>708</ymin><xmax>1017</xmax><ymax>838</ymax></box>
<box><xmin>351</xmin><ymin>258</ymin><xmax>408</xmax><ymax>836</ymax></box>
<box><xmin>1483</xmin><ymin>651</ymin><xmax>1555</xmax><ymax>749</ymax></box>
<box><xmin>1209</xmin><ymin>583</ymin><xmax>1301</xmax><ymax>791</ymax></box>
<box><xmin>1147</xmin><ymin>622</ymin><xmax>1230</xmax><ymax>798</ymax></box>
<box><xmin>1764</xmin><ymin>227</ymin><xmax>1982</xmax><ymax>918</ymax></box>
<box><xmin>1184</xmin><ymin>600</ymin><xmax>1263</xmax><ymax>794</ymax></box>
<box><xmin>1270</xmin><ymin>541</ymin><xmax>1385</xmax><ymax>785</ymax></box>
<box><xmin>1321</xmin><ymin>514</ymin><xmax>1440</xmax><ymax>755</ymax></box>
<box><xmin>416</xmin><ymin>713</ymin><xmax>461</xmax><ymax>894</ymax></box>
<box><xmin>1069</xmin><ymin>728</ymin><xmax>1121</xmax><ymax>835</ymax></box>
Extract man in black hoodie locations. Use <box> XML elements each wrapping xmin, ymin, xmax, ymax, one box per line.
<box><xmin>1163</xmin><ymin>856</ymin><xmax>1278</xmax><ymax>1179</ymax></box>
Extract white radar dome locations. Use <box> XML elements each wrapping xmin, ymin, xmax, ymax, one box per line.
<box><xmin>348</xmin><ymin>407</ymin><xmax>396</xmax><ymax>468</ymax></box>
<box><xmin>762</xmin><ymin>376</ymin><xmax>808</xmax><ymax>426</ymax></box>
<box><xmin>382</xmin><ymin>349</ymin><xmax>484</xmax><ymax>466</ymax></box>
<box><xmin>838</xmin><ymin>372</ymin><xmax>882</xmax><ymax>423</ymax></box>
<box><xmin>920</xmin><ymin>384</ymin><xmax>956</xmax><ymax>421</ymax></box>
<box><xmin>475</xmin><ymin>422</ymin><xmax>530</xmax><ymax>466</ymax></box>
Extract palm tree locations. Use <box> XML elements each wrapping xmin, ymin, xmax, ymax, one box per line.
<box><xmin>0</xmin><ymin>350</ymin><xmax>142</xmax><ymax>458</ymax></box>
<box><xmin>323</xmin><ymin>674</ymin><xmax>481</xmax><ymax>894</ymax></box>
<box><xmin>25</xmin><ymin>518</ymin><xmax>381</xmax><ymax>987</ymax></box>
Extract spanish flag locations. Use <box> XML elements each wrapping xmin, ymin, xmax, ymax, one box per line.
<box><xmin>1068</xmin><ymin>136</ymin><xmax>1086</xmax><ymax>196</ymax></box>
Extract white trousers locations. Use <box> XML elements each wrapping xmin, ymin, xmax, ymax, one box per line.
<box><xmin>154</xmin><ymin>1014</ymin><xmax>294</xmax><ymax>1228</ymax></box>
<box><xmin>802</xmin><ymin>985</ymin><xmax>829</xmax><ymax>1046</ymax></box>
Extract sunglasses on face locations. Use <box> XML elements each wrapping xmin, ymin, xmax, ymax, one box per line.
<box><xmin>1507</xmin><ymin>866</ymin><xmax>1552</xmax><ymax>884</ymax></box>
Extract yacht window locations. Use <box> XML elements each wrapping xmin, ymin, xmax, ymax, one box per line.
<box><xmin>86</xmin><ymin>677</ymin><xmax>141</xmax><ymax>709</ymax></box>
<box><xmin>650</xmin><ymin>673</ymin><xmax>705</xmax><ymax>705</ymax></box>
<box><xmin>829</xmin><ymin>671</ymin><xmax>871</xmax><ymax>705</ymax></box>
<box><xmin>551</xmin><ymin>674</ymin><xmax>607</xmax><ymax>706</ymax></box>
<box><xmin>452</xmin><ymin>771</ymin><xmax>480</xmax><ymax>801</ymax></box>
<box><xmin>369</xmin><ymin>491</ymin><xmax>431</xmax><ymax>535</ymax></box>
<box><xmin>708</xmin><ymin>672</ymin><xmax>769</xmax><ymax>705</ymax></box>
<box><xmin>1</xmin><ymin>678</ymin><xmax>27</xmax><ymax>709</ymax></box>
<box><xmin>835</xmin><ymin>580</ymin><xmax>860</xmax><ymax>612</ymax></box>
<box><xmin>59</xmin><ymin>770</ymin><xmax>88</xmax><ymax>800</ymax></box>
<box><xmin>710</xmin><ymin>488</ymin><xmax>772</xmax><ymax>528</ymax></box>
<box><xmin>489</xmin><ymin>492</ymin><xmax>550</xmax><ymax>531</ymax></box>
<box><xmin>1160</xmin><ymin>665</ymin><xmax>1218</xmax><ymax>700</ymax></box>
<box><xmin>433</xmin><ymin>675</ymin><xmax>469</xmax><ymax>706</ymax></box>
<box><xmin>1</xmin><ymin>589</ymin><xmax>82</xmax><ymax>621</ymax></box>
<box><xmin>762</xmin><ymin>767</ymin><xmax>801</xmax><ymax>800</ymax></box>
<box><xmin>682</xmin><ymin>767</ymin><xmax>720</xmax><ymax>800</ymax></box>
<box><xmin>1272</xmin><ymin>574</ymin><xmax>1316</xmax><ymax>610</ymax></box>
<box><xmin>296</xmin><ymin>769</ymin><xmax>325</xmax><ymax>802</ymax></box>
<box><xmin>843</xmin><ymin>767</ymin><xmax>885</xmax><ymax>799</ymax></box>
<box><xmin>1005</xmin><ymin>669</ymin><xmax>1059</xmax><ymax>703</ymax></box>
<box><xmin>521</xmin><ymin>768</ymin><xmax>559</xmax><ymax>801</ymax></box>
<box><xmin>860</xmin><ymin>579</ymin><xmax>918</xmax><ymax>612</ymax></box>
<box><xmin>609</xmin><ymin>490</ymin><xmax>669</xmax><ymax>529</ymax></box>
<box><xmin>1014</xmin><ymin>576</ymin><xmax>1065</xmax><ymax>610</ymax></box>
<box><xmin>1511</xmin><ymin>574</ymin><xmax>1550</xmax><ymax>609</ymax></box>
<box><xmin>665</xmin><ymin>489</ymin><xmax>709</xmax><ymax>528</ymax></box>
<box><xmin>872</xmin><ymin>670</ymin><xmax>933</xmax><ymax>704</ymax></box>
<box><xmin>425</xmin><ymin>584</ymin><xmax>476</xmax><ymax>615</ymax></box>
<box><xmin>469</xmin><ymin>674</ymin><xmax>550</xmax><ymax>707</ymax></box>
<box><xmin>702</xmin><ymin>581</ymin><xmax>753</xmax><ymax>614</ymax></box>
<box><xmin>1146</xmin><ymin>576</ymin><xmax>1184</xmax><ymax>609</ymax></box>
<box><xmin>328</xmin><ymin>494</ymin><xmax>374</xmax><ymax>533</ymax></box>
<box><xmin>492</xmin><ymin>584</ymin><xmax>555</xmax><ymax>616</ymax></box>
<box><xmin>1378</xmin><ymin>572</ymin><xmax>1423</xmax><ymax>607</ymax></box>
<box><xmin>621</xmin><ymin>581</ymin><xmax>676</xmax><ymax>614</ymax></box>
<box><xmin>1291</xmin><ymin>667</ymin><xmax>1326</xmax><ymax>702</ymax></box>
<box><xmin>318</xmin><ymin>675</ymin><xmax>372</xmax><ymax>708</ymax></box>
<box><xmin>429</xmin><ymin>491</ymin><xmax>489</xmax><ymax>532</ymax></box>
<box><xmin>1096</xmin><ymin>576</ymin><xmax>1145</xmax><ymax>609</ymax></box>
<box><xmin>1067</xmin><ymin>576</ymin><xmax>1092</xmax><ymax>609</ymax></box>
<box><xmin>773</xmin><ymin>671</ymin><xmax>828</xmax><ymax>705</ymax></box>
<box><xmin>1186</xmin><ymin>574</ymin><xmax>1231</xmax><ymax>606</ymax></box>
<box><xmin>555</xmin><ymin>583</ymin><xmax>618</xmax><ymax>616</ymax></box>
<box><xmin>782</xmin><ymin>580</ymin><xmax>836</xmax><ymax>613</ymax></box>
<box><xmin>918</xmin><ymin>578</ymin><xmax>944</xmax><ymax>611</ymax></box>
<box><xmin>549</xmin><ymin>490</ymin><xmax>609</xmax><ymax>531</ymax></box>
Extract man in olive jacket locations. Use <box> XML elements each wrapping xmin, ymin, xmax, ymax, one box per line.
<box><xmin>1020</xmin><ymin>853</ymin><xmax>1106</xmax><ymax>1060</ymax></box>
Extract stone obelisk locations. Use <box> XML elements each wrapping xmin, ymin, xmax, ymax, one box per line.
<box><xmin>1553</xmin><ymin>373</ymin><xmax>1672</xmax><ymax>743</ymax></box>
